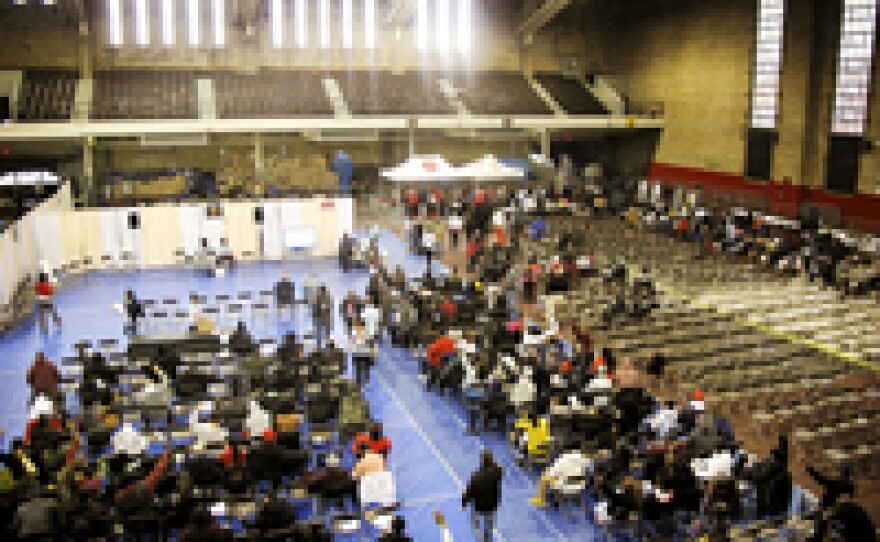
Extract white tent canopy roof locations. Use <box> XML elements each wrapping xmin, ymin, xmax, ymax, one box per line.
<box><xmin>459</xmin><ymin>154</ymin><xmax>526</xmax><ymax>180</ymax></box>
<box><xmin>381</xmin><ymin>155</ymin><xmax>462</xmax><ymax>182</ymax></box>
<box><xmin>0</xmin><ymin>170</ymin><xmax>60</xmax><ymax>186</ymax></box>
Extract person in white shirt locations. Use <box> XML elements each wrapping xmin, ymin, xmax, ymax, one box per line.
<box><xmin>350</xmin><ymin>323</ymin><xmax>375</xmax><ymax>386</ymax></box>
<box><xmin>531</xmin><ymin>444</ymin><xmax>594</xmax><ymax>507</ymax></box>
<box><xmin>362</xmin><ymin>303</ymin><xmax>382</xmax><ymax>346</ymax></box>
<box><xmin>448</xmin><ymin>213</ymin><xmax>464</xmax><ymax>249</ymax></box>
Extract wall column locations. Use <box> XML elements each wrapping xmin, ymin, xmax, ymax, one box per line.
<box><xmin>82</xmin><ymin>137</ymin><xmax>94</xmax><ymax>205</ymax></box>
<box><xmin>254</xmin><ymin>132</ymin><xmax>263</xmax><ymax>182</ymax></box>
<box><xmin>408</xmin><ymin>125</ymin><xmax>416</xmax><ymax>157</ymax></box>
<box><xmin>540</xmin><ymin>128</ymin><xmax>550</xmax><ymax>157</ymax></box>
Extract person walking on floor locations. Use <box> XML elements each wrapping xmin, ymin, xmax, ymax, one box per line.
<box><xmin>35</xmin><ymin>272</ymin><xmax>61</xmax><ymax>333</ymax></box>
<box><xmin>350</xmin><ymin>322</ymin><xmax>375</xmax><ymax>387</ymax></box>
<box><xmin>463</xmin><ymin>449</ymin><xmax>503</xmax><ymax>542</ymax></box>
<box><xmin>27</xmin><ymin>352</ymin><xmax>60</xmax><ymax>405</ymax></box>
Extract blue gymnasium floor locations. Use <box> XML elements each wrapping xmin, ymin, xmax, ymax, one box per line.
<box><xmin>0</xmin><ymin>230</ymin><xmax>614</xmax><ymax>541</ymax></box>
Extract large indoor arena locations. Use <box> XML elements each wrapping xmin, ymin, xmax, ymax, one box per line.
<box><xmin>0</xmin><ymin>1</ymin><xmax>878</xmax><ymax>540</ymax></box>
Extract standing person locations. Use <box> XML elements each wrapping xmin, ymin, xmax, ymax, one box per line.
<box><xmin>274</xmin><ymin>274</ymin><xmax>296</xmax><ymax>314</ymax></box>
<box><xmin>340</xmin><ymin>291</ymin><xmax>359</xmax><ymax>336</ymax></box>
<box><xmin>313</xmin><ymin>286</ymin><xmax>333</xmax><ymax>347</ymax></box>
<box><xmin>449</xmin><ymin>210</ymin><xmax>463</xmax><ymax>250</ymax></box>
<box><xmin>27</xmin><ymin>352</ymin><xmax>60</xmax><ymax>405</ymax></box>
<box><xmin>350</xmin><ymin>323</ymin><xmax>374</xmax><ymax>387</ymax></box>
<box><xmin>462</xmin><ymin>449</ymin><xmax>503</xmax><ymax>542</ymax></box>
<box><xmin>362</xmin><ymin>299</ymin><xmax>382</xmax><ymax>347</ymax></box>
<box><xmin>115</xmin><ymin>289</ymin><xmax>145</xmax><ymax>335</ymax></box>
<box><xmin>35</xmin><ymin>272</ymin><xmax>61</xmax><ymax>333</ymax></box>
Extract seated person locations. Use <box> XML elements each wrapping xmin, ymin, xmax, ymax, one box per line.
<box><xmin>215</xmin><ymin>238</ymin><xmax>234</xmax><ymax>267</ymax></box>
<box><xmin>274</xmin><ymin>275</ymin><xmax>296</xmax><ymax>309</ymax></box>
<box><xmin>229</xmin><ymin>321</ymin><xmax>257</xmax><ymax>357</ymax></box>
<box><xmin>250</xmin><ymin>493</ymin><xmax>298</xmax><ymax>538</ymax></box>
<box><xmin>379</xmin><ymin>516</ymin><xmax>413</xmax><ymax>542</ymax></box>
<box><xmin>301</xmin><ymin>453</ymin><xmax>357</xmax><ymax>513</ymax></box>
<box><xmin>531</xmin><ymin>442</ymin><xmax>594</xmax><ymax>507</ymax></box>
<box><xmin>512</xmin><ymin>409</ymin><xmax>552</xmax><ymax>463</ymax></box>
<box><xmin>353</xmin><ymin>442</ymin><xmax>387</xmax><ymax>481</ymax></box>
<box><xmin>352</xmin><ymin>423</ymin><xmax>392</xmax><ymax>459</ymax></box>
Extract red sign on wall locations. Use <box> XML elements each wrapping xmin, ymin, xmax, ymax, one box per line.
<box><xmin>321</xmin><ymin>201</ymin><xmax>335</xmax><ymax>209</ymax></box>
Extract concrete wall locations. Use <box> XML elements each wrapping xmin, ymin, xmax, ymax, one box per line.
<box><xmin>0</xmin><ymin>4</ymin><xmax>81</xmax><ymax>68</ymax></box>
<box><xmin>613</xmin><ymin>0</ymin><xmax>756</xmax><ymax>175</ymax></box>
<box><xmin>611</xmin><ymin>0</ymin><xmax>877</xmax><ymax>194</ymax></box>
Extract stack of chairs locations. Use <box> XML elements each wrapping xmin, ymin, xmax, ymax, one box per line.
<box><xmin>451</xmin><ymin>71</ymin><xmax>551</xmax><ymax>115</ymax></box>
<box><xmin>214</xmin><ymin>71</ymin><xmax>334</xmax><ymax>118</ymax></box>
<box><xmin>94</xmin><ymin>70</ymin><xmax>198</xmax><ymax>120</ymax></box>
<box><xmin>332</xmin><ymin>70</ymin><xmax>454</xmax><ymax>116</ymax></box>
<box><xmin>17</xmin><ymin>69</ymin><xmax>78</xmax><ymax>122</ymax></box>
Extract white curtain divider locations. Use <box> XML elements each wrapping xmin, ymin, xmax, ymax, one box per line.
<box><xmin>262</xmin><ymin>201</ymin><xmax>285</xmax><ymax>260</ymax></box>
<box><xmin>202</xmin><ymin>209</ymin><xmax>227</xmax><ymax>249</ymax></box>
<box><xmin>0</xmin><ymin>230</ymin><xmax>14</xmax><ymax>307</ymax></box>
<box><xmin>178</xmin><ymin>204</ymin><xmax>204</xmax><ymax>257</ymax></box>
<box><xmin>100</xmin><ymin>209</ymin><xmax>125</xmax><ymax>262</ymax></box>
<box><xmin>223</xmin><ymin>201</ymin><xmax>258</xmax><ymax>259</ymax></box>
<box><xmin>33</xmin><ymin>210</ymin><xmax>64</xmax><ymax>274</ymax></box>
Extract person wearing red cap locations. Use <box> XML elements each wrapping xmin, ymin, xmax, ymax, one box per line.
<box><xmin>35</xmin><ymin>272</ymin><xmax>62</xmax><ymax>333</ymax></box>
<box><xmin>351</xmin><ymin>423</ymin><xmax>392</xmax><ymax>458</ymax></box>
<box><xmin>426</xmin><ymin>336</ymin><xmax>456</xmax><ymax>391</ymax></box>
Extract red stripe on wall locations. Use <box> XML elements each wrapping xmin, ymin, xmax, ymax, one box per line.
<box><xmin>646</xmin><ymin>163</ymin><xmax>880</xmax><ymax>233</ymax></box>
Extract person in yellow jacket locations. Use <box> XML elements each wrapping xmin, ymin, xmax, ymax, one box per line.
<box><xmin>511</xmin><ymin>410</ymin><xmax>552</xmax><ymax>459</ymax></box>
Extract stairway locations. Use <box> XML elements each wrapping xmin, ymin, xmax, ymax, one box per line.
<box><xmin>322</xmin><ymin>78</ymin><xmax>351</xmax><ymax>118</ymax></box>
<box><xmin>527</xmin><ymin>76</ymin><xmax>564</xmax><ymax>116</ymax></box>
<box><xmin>436</xmin><ymin>78</ymin><xmax>470</xmax><ymax>117</ymax></box>
<box><xmin>582</xmin><ymin>75</ymin><xmax>626</xmax><ymax>116</ymax></box>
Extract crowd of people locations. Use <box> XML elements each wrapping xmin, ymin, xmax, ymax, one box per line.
<box><xmin>1</xmin><ymin>175</ymin><xmax>877</xmax><ymax>541</ymax></box>
<box><xmin>388</xmin><ymin>183</ymin><xmax>875</xmax><ymax>541</ymax></box>
<box><xmin>629</xmin><ymin>186</ymin><xmax>880</xmax><ymax>295</ymax></box>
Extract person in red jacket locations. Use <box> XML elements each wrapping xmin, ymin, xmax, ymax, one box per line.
<box><xmin>35</xmin><ymin>272</ymin><xmax>61</xmax><ymax>332</ymax></box>
<box><xmin>27</xmin><ymin>352</ymin><xmax>60</xmax><ymax>404</ymax></box>
<box><xmin>351</xmin><ymin>422</ymin><xmax>392</xmax><ymax>458</ymax></box>
<box><xmin>427</xmin><ymin>336</ymin><xmax>456</xmax><ymax>390</ymax></box>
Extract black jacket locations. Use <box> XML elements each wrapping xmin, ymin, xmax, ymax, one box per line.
<box><xmin>463</xmin><ymin>459</ymin><xmax>503</xmax><ymax>513</ymax></box>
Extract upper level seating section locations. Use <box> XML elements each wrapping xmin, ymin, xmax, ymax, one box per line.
<box><xmin>332</xmin><ymin>71</ymin><xmax>454</xmax><ymax>115</ymax></box>
<box><xmin>214</xmin><ymin>71</ymin><xmax>334</xmax><ymax>118</ymax></box>
<box><xmin>535</xmin><ymin>72</ymin><xmax>608</xmax><ymax>115</ymax></box>
<box><xmin>451</xmin><ymin>71</ymin><xmax>550</xmax><ymax>115</ymax></box>
<box><xmin>17</xmin><ymin>70</ymin><xmax>78</xmax><ymax>122</ymax></box>
<box><xmin>94</xmin><ymin>71</ymin><xmax>198</xmax><ymax>120</ymax></box>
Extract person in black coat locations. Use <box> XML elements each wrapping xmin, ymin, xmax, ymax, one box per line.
<box><xmin>123</xmin><ymin>289</ymin><xmax>145</xmax><ymax>334</ymax></box>
<box><xmin>748</xmin><ymin>435</ymin><xmax>792</xmax><ymax>517</ymax></box>
<box><xmin>807</xmin><ymin>464</ymin><xmax>855</xmax><ymax>511</ymax></box>
<box><xmin>379</xmin><ymin>516</ymin><xmax>413</xmax><ymax>542</ymax></box>
<box><xmin>230</xmin><ymin>321</ymin><xmax>257</xmax><ymax>357</ymax></box>
<box><xmin>462</xmin><ymin>450</ymin><xmax>503</xmax><ymax>542</ymax></box>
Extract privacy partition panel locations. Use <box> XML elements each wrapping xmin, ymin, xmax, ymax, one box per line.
<box><xmin>0</xmin><ymin>194</ymin><xmax>353</xmax><ymax>313</ymax></box>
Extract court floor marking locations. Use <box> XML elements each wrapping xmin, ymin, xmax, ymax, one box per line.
<box><xmin>374</xmin><ymin>368</ymin><xmax>509</xmax><ymax>542</ymax></box>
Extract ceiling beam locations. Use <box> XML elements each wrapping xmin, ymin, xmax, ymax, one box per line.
<box><xmin>519</xmin><ymin>0</ymin><xmax>574</xmax><ymax>44</ymax></box>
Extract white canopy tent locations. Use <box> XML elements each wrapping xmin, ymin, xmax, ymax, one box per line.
<box><xmin>380</xmin><ymin>155</ymin><xmax>463</xmax><ymax>182</ymax></box>
<box><xmin>0</xmin><ymin>170</ymin><xmax>60</xmax><ymax>186</ymax></box>
<box><xmin>458</xmin><ymin>154</ymin><xmax>526</xmax><ymax>181</ymax></box>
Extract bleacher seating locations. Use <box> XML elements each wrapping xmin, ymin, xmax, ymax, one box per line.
<box><xmin>451</xmin><ymin>71</ymin><xmax>551</xmax><ymax>115</ymax></box>
<box><xmin>94</xmin><ymin>70</ymin><xmax>198</xmax><ymax>120</ymax></box>
<box><xmin>332</xmin><ymin>71</ymin><xmax>454</xmax><ymax>115</ymax></box>
<box><xmin>214</xmin><ymin>70</ymin><xmax>334</xmax><ymax>118</ymax></box>
<box><xmin>17</xmin><ymin>69</ymin><xmax>78</xmax><ymax>122</ymax></box>
<box><xmin>535</xmin><ymin>72</ymin><xmax>608</xmax><ymax>115</ymax></box>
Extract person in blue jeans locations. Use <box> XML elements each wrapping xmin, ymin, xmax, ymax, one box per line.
<box><xmin>463</xmin><ymin>449</ymin><xmax>503</xmax><ymax>542</ymax></box>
